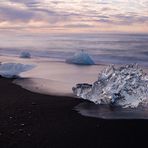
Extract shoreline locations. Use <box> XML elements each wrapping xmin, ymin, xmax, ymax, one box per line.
<box><xmin>0</xmin><ymin>77</ymin><xmax>148</xmax><ymax>147</ymax></box>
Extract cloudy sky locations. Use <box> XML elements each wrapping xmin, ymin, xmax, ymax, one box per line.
<box><xmin>0</xmin><ymin>0</ymin><xmax>148</xmax><ymax>34</ymax></box>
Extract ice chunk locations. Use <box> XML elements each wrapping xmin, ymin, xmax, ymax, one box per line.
<box><xmin>0</xmin><ymin>63</ymin><xmax>35</xmax><ymax>78</ymax></box>
<box><xmin>73</xmin><ymin>64</ymin><xmax>148</xmax><ymax>108</ymax></box>
<box><xmin>66</xmin><ymin>50</ymin><xmax>95</xmax><ymax>65</ymax></box>
<box><xmin>20</xmin><ymin>51</ymin><xmax>31</xmax><ymax>58</ymax></box>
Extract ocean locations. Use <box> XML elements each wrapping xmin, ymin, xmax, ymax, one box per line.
<box><xmin>0</xmin><ymin>33</ymin><xmax>148</xmax><ymax>66</ymax></box>
<box><xmin>0</xmin><ymin>33</ymin><xmax>148</xmax><ymax>119</ymax></box>
<box><xmin>0</xmin><ymin>33</ymin><xmax>148</xmax><ymax>96</ymax></box>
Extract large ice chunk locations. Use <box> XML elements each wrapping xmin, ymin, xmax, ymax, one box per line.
<box><xmin>0</xmin><ymin>63</ymin><xmax>35</xmax><ymax>78</ymax></box>
<box><xmin>73</xmin><ymin>65</ymin><xmax>148</xmax><ymax>108</ymax></box>
<box><xmin>20</xmin><ymin>51</ymin><xmax>31</xmax><ymax>58</ymax></box>
<box><xmin>66</xmin><ymin>50</ymin><xmax>95</xmax><ymax>65</ymax></box>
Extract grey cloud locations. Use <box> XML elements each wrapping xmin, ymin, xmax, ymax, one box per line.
<box><xmin>97</xmin><ymin>19</ymin><xmax>114</xmax><ymax>23</ymax></box>
<box><xmin>98</xmin><ymin>15</ymin><xmax>109</xmax><ymax>19</ymax></box>
<box><xmin>0</xmin><ymin>3</ymin><xmax>70</xmax><ymax>24</ymax></box>
<box><xmin>10</xmin><ymin>0</ymin><xmax>39</xmax><ymax>4</ymax></box>
<box><xmin>113</xmin><ymin>14</ymin><xmax>148</xmax><ymax>25</ymax></box>
<box><xmin>0</xmin><ymin>6</ymin><xmax>35</xmax><ymax>22</ymax></box>
<box><xmin>101</xmin><ymin>7</ymin><xmax>117</xmax><ymax>11</ymax></box>
<box><xmin>2</xmin><ymin>0</ymin><xmax>148</xmax><ymax>29</ymax></box>
<box><xmin>9</xmin><ymin>0</ymin><xmax>74</xmax><ymax>23</ymax></box>
<box><xmin>64</xmin><ymin>24</ymin><xmax>93</xmax><ymax>28</ymax></box>
<box><xmin>8</xmin><ymin>0</ymin><xmax>110</xmax><ymax>21</ymax></box>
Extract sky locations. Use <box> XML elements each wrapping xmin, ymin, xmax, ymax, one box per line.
<box><xmin>0</xmin><ymin>0</ymin><xmax>148</xmax><ymax>35</ymax></box>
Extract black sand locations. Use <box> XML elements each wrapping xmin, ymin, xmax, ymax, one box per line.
<box><xmin>0</xmin><ymin>77</ymin><xmax>148</xmax><ymax>148</ymax></box>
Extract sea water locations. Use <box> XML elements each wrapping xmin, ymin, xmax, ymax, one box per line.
<box><xmin>0</xmin><ymin>33</ymin><xmax>148</xmax><ymax>119</ymax></box>
<box><xmin>0</xmin><ymin>55</ymin><xmax>103</xmax><ymax>95</ymax></box>
<box><xmin>0</xmin><ymin>33</ymin><xmax>148</xmax><ymax>66</ymax></box>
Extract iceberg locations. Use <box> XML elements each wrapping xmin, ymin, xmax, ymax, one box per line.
<box><xmin>20</xmin><ymin>51</ymin><xmax>31</xmax><ymax>58</ymax></box>
<box><xmin>66</xmin><ymin>50</ymin><xmax>95</xmax><ymax>65</ymax></box>
<box><xmin>0</xmin><ymin>63</ymin><xmax>35</xmax><ymax>78</ymax></box>
<box><xmin>73</xmin><ymin>64</ymin><xmax>148</xmax><ymax>108</ymax></box>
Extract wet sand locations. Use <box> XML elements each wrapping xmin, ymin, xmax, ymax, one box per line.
<box><xmin>0</xmin><ymin>77</ymin><xmax>148</xmax><ymax>148</ymax></box>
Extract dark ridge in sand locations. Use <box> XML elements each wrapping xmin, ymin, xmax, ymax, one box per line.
<box><xmin>0</xmin><ymin>77</ymin><xmax>148</xmax><ymax>148</ymax></box>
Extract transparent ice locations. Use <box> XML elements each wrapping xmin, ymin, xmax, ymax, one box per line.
<box><xmin>0</xmin><ymin>63</ymin><xmax>35</xmax><ymax>78</ymax></box>
<box><xmin>73</xmin><ymin>65</ymin><xmax>148</xmax><ymax>108</ymax></box>
<box><xmin>20</xmin><ymin>51</ymin><xmax>31</xmax><ymax>58</ymax></box>
<box><xmin>66</xmin><ymin>50</ymin><xmax>95</xmax><ymax>65</ymax></box>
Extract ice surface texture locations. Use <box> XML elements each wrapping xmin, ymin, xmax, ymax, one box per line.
<box><xmin>0</xmin><ymin>63</ymin><xmax>35</xmax><ymax>78</ymax></box>
<box><xmin>73</xmin><ymin>65</ymin><xmax>148</xmax><ymax>108</ymax></box>
<box><xmin>20</xmin><ymin>51</ymin><xmax>31</xmax><ymax>58</ymax></box>
<box><xmin>66</xmin><ymin>50</ymin><xmax>95</xmax><ymax>65</ymax></box>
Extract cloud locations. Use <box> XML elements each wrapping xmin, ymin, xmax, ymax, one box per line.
<box><xmin>101</xmin><ymin>7</ymin><xmax>117</xmax><ymax>11</ymax></box>
<box><xmin>0</xmin><ymin>1</ymin><xmax>71</xmax><ymax>25</ymax></box>
<box><xmin>0</xmin><ymin>0</ymin><xmax>148</xmax><ymax>33</ymax></box>
<box><xmin>97</xmin><ymin>19</ymin><xmax>114</xmax><ymax>23</ymax></box>
<box><xmin>0</xmin><ymin>5</ymin><xmax>35</xmax><ymax>22</ymax></box>
<box><xmin>10</xmin><ymin>0</ymin><xmax>39</xmax><ymax>4</ymax></box>
<box><xmin>112</xmin><ymin>14</ymin><xmax>148</xmax><ymax>25</ymax></box>
<box><xmin>64</xmin><ymin>24</ymin><xmax>93</xmax><ymax>28</ymax></box>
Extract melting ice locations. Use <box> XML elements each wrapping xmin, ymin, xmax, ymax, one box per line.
<box><xmin>0</xmin><ymin>63</ymin><xmax>35</xmax><ymax>78</ymax></box>
<box><xmin>66</xmin><ymin>50</ymin><xmax>95</xmax><ymax>65</ymax></box>
<box><xmin>73</xmin><ymin>65</ymin><xmax>148</xmax><ymax>108</ymax></box>
<box><xmin>20</xmin><ymin>51</ymin><xmax>31</xmax><ymax>58</ymax></box>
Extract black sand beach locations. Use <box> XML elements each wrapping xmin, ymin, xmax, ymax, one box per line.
<box><xmin>0</xmin><ymin>77</ymin><xmax>148</xmax><ymax>148</ymax></box>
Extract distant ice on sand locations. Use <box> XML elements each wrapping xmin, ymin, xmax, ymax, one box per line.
<box><xmin>66</xmin><ymin>50</ymin><xmax>95</xmax><ymax>65</ymax></box>
<box><xmin>20</xmin><ymin>51</ymin><xmax>31</xmax><ymax>58</ymax></box>
<box><xmin>0</xmin><ymin>63</ymin><xmax>35</xmax><ymax>78</ymax></box>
